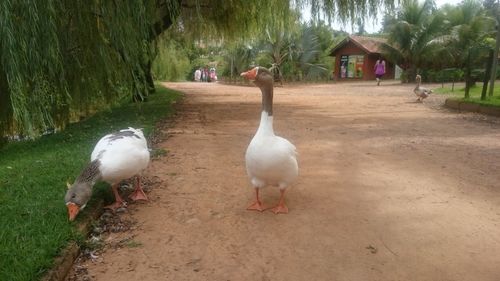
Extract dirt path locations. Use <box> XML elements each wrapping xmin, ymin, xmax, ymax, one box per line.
<box><xmin>73</xmin><ymin>81</ymin><xmax>500</xmax><ymax>281</ymax></box>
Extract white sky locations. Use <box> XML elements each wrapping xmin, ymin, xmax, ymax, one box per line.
<box><xmin>302</xmin><ymin>0</ymin><xmax>465</xmax><ymax>34</ymax></box>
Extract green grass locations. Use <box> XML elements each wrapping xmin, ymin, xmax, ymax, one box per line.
<box><xmin>124</xmin><ymin>240</ymin><xmax>143</xmax><ymax>248</ymax></box>
<box><xmin>434</xmin><ymin>83</ymin><xmax>500</xmax><ymax>107</ymax></box>
<box><xmin>0</xmin><ymin>84</ymin><xmax>181</xmax><ymax>281</ymax></box>
<box><xmin>150</xmin><ymin>148</ymin><xmax>169</xmax><ymax>159</ymax></box>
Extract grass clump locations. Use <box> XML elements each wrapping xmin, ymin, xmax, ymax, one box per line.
<box><xmin>0</xmin><ymin>84</ymin><xmax>181</xmax><ymax>281</ymax></box>
<box><xmin>150</xmin><ymin>148</ymin><xmax>169</xmax><ymax>159</ymax></box>
<box><xmin>434</xmin><ymin>83</ymin><xmax>500</xmax><ymax>107</ymax></box>
<box><xmin>124</xmin><ymin>240</ymin><xmax>143</xmax><ymax>248</ymax></box>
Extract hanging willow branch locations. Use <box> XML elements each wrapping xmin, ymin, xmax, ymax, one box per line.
<box><xmin>0</xmin><ymin>0</ymin><xmax>174</xmax><ymax>137</ymax></box>
<box><xmin>0</xmin><ymin>0</ymin><xmax>390</xmax><ymax>138</ymax></box>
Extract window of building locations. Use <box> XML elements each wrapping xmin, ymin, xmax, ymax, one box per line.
<box><xmin>340</xmin><ymin>55</ymin><xmax>364</xmax><ymax>78</ymax></box>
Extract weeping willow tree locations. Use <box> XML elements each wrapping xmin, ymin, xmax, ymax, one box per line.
<box><xmin>0</xmin><ymin>0</ymin><xmax>393</xmax><ymax>138</ymax></box>
<box><xmin>0</xmin><ymin>0</ymin><xmax>178</xmax><ymax>138</ymax></box>
<box><xmin>152</xmin><ymin>35</ymin><xmax>192</xmax><ymax>81</ymax></box>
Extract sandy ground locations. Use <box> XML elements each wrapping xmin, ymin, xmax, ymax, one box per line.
<box><xmin>69</xmin><ymin>80</ymin><xmax>500</xmax><ymax>281</ymax></box>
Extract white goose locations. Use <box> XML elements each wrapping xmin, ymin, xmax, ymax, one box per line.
<box><xmin>65</xmin><ymin>127</ymin><xmax>150</xmax><ymax>221</ymax></box>
<box><xmin>241</xmin><ymin>67</ymin><xmax>298</xmax><ymax>214</ymax></box>
<box><xmin>414</xmin><ymin>74</ymin><xmax>433</xmax><ymax>102</ymax></box>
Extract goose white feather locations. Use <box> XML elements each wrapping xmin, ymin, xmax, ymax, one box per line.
<box><xmin>414</xmin><ymin>75</ymin><xmax>432</xmax><ymax>102</ymax></box>
<box><xmin>241</xmin><ymin>66</ymin><xmax>298</xmax><ymax>214</ymax></box>
<box><xmin>65</xmin><ymin>127</ymin><xmax>150</xmax><ymax>221</ymax></box>
<box><xmin>91</xmin><ymin>127</ymin><xmax>149</xmax><ymax>184</ymax></box>
<box><xmin>246</xmin><ymin>111</ymin><xmax>298</xmax><ymax>189</ymax></box>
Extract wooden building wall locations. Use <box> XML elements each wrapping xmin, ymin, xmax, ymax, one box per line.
<box><xmin>333</xmin><ymin>41</ymin><xmax>395</xmax><ymax>81</ymax></box>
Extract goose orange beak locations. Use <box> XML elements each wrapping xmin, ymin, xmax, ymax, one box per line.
<box><xmin>66</xmin><ymin>203</ymin><xmax>80</xmax><ymax>221</ymax></box>
<box><xmin>240</xmin><ymin>67</ymin><xmax>258</xmax><ymax>80</ymax></box>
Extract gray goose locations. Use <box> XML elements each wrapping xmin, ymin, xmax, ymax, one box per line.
<box><xmin>414</xmin><ymin>75</ymin><xmax>433</xmax><ymax>102</ymax></box>
<box><xmin>65</xmin><ymin>127</ymin><xmax>150</xmax><ymax>221</ymax></box>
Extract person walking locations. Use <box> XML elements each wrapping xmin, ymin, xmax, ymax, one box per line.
<box><xmin>374</xmin><ymin>58</ymin><xmax>386</xmax><ymax>86</ymax></box>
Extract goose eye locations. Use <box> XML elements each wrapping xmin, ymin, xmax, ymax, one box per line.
<box><xmin>71</xmin><ymin>194</ymin><xmax>76</xmax><ymax>199</ymax></box>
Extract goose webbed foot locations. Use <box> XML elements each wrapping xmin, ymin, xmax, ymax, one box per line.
<box><xmin>129</xmin><ymin>188</ymin><xmax>148</xmax><ymax>201</ymax></box>
<box><xmin>106</xmin><ymin>183</ymin><xmax>126</xmax><ymax>211</ymax></box>
<box><xmin>270</xmin><ymin>204</ymin><xmax>289</xmax><ymax>214</ymax></box>
<box><xmin>247</xmin><ymin>188</ymin><xmax>266</xmax><ymax>212</ymax></box>
<box><xmin>128</xmin><ymin>176</ymin><xmax>148</xmax><ymax>201</ymax></box>
<box><xmin>270</xmin><ymin>189</ymin><xmax>289</xmax><ymax>214</ymax></box>
<box><xmin>247</xmin><ymin>200</ymin><xmax>266</xmax><ymax>212</ymax></box>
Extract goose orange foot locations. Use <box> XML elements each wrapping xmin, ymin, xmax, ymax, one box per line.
<box><xmin>129</xmin><ymin>188</ymin><xmax>148</xmax><ymax>201</ymax></box>
<box><xmin>270</xmin><ymin>203</ymin><xmax>288</xmax><ymax>214</ymax></box>
<box><xmin>129</xmin><ymin>176</ymin><xmax>148</xmax><ymax>201</ymax></box>
<box><xmin>247</xmin><ymin>188</ymin><xmax>266</xmax><ymax>212</ymax></box>
<box><xmin>247</xmin><ymin>201</ymin><xmax>266</xmax><ymax>212</ymax></box>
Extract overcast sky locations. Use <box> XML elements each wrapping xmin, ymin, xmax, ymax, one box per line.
<box><xmin>302</xmin><ymin>0</ymin><xmax>465</xmax><ymax>33</ymax></box>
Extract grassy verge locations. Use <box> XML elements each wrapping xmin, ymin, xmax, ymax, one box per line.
<box><xmin>434</xmin><ymin>83</ymin><xmax>500</xmax><ymax>107</ymax></box>
<box><xmin>0</xmin><ymin>84</ymin><xmax>181</xmax><ymax>281</ymax></box>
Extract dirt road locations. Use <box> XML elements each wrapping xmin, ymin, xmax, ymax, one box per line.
<box><xmin>74</xmin><ymin>81</ymin><xmax>500</xmax><ymax>281</ymax></box>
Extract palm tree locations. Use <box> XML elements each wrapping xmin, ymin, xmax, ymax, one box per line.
<box><xmin>438</xmin><ymin>0</ymin><xmax>494</xmax><ymax>98</ymax></box>
<box><xmin>223</xmin><ymin>44</ymin><xmax>257</xmax><ymax>80</ymax></box>
<box><xmin>258</xmin><ymin>20</ymin><xmax>331</xmax><ymax>84</ymax></box>
<box><xmin>287</xmin><ymin>25</ymin><xmax>329</xmax><ymax>81</ymax></box>
<box><xmin>483</xmin><ymin>0</ymin><xmax>500</xmax><ymax>97</ymax></box>
<box><xmin>261</xmin><ymin>26</ymin><xmax>294</xmax><ymax>85</ymax></box>
<box><xmin>384</xmin><ymin>0</ymin><xmax>444</xmax><ymax>82</ymax></box>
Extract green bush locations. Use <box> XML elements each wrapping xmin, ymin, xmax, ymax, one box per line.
<box><xmin>422</xmin><ymin>68</ymin><xmax>464</xmax><ymax>82</ymax></box>
<box><xmin>421</xmin><ymin>64</ymin><xmax>500</xmax><ymax>83</ymax></box>
<box><xmin>152</xmin><ymin>39</ymin><xmax>191</xmax><ymax>82</ymax></box>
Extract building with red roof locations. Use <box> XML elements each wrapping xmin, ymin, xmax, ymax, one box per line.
<box><xmin>329</xmin><ymin>35</ymin><xmax>396</xmax><ymax>81</ymax></box>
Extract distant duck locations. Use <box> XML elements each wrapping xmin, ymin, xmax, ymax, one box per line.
<box><xmin>240</xmin><ymin>67</ymin><xmax>299</xmax><ymax>214</ymax></box>
<box><xmin>414</xmin><ymin>75</ymin><xmax>433</xmax><ymax>102</ymax></box>
<box><xmin>65</xmin><ymin>127</ymin><xmax>150</xmax><ymax>221</ymax></box>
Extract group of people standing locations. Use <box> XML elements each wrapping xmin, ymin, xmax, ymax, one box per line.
<box><xmin>194</xmin><ymin>67</ymin><xmax>217</xmax><ymax>82</ymax></box>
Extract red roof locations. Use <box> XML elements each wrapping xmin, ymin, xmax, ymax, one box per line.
<box><xmin>329</xmin><ymin>35</ymin><xmax>390</xmax><ymax>56</ymax></box>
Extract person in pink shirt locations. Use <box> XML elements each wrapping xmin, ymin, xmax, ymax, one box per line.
<box><xmin>374</xmin><ymin>58</ymin><xmax>386</xmax><ymax>86</ymax></box>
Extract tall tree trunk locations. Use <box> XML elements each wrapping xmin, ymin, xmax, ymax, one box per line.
<box><xmin>489</xmin><ymin>21</ymin><xmax>500</xmax><ymax>97</ymax></box>
<box><xmin>145</xmin><ymin>60</ymin><xmax>155</xmax><ymax>94</ymax></box>
<box><xmin>132</xmin><ymin>0</ymin><xmax>181</xmax><ymax>101</ymax></box>
<box><xmin>0</xmin><ymin>67</ymin><xmax>12</xmax><ymax>141</ymax></box>
<box><xmin>464</xmin><ymin>50</ymin><xmax>471</xmax><ymax>99</ymax></box>
<box><xmin>481</xmin><ymin>49</ymin><xmax>494</xmax><ymax>100</ymax></box>
<box><xmin>132</xmin><ymin>60</ymin><xmax>156</xmax><ymax>102</ymax></box>
<box><xmin>407</xmin><ymin>66</ymin><xmax>417</xmax><ymax>83</ymax></box>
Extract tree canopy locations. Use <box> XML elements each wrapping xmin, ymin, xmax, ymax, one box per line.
<box><xmin>1</xmin><ymin>0</ymin><xmax>393</xmax><ymax>138</ymax></box>
<box><xmin>381</xmin><ymin>0</ymin><xmax>495</xmax><ymax>86</ymax></box>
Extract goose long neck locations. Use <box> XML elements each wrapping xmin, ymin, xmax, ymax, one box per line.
<box><xmin>76</xmin><ymin>159</ymin><xmax>102</xmax><ymax>185</ymax></box>
<box><xmin>255</xmin><ymin>82</ymin><xmax>274</xmax><ymax>136</ymax></box>
<box><xmin>251</xmin><ymin>74</ymin><xmax>275</xmax><ymax>136</ymax></box>
<box><xmin>260</xmin><ymin>82</ymin><xmax>273</xmax><ymax>116</ymax></box>
<box><xmin>256</xmin><ymin>110</ymin><xmax>274</xmax><ymax>136</ymax></box>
